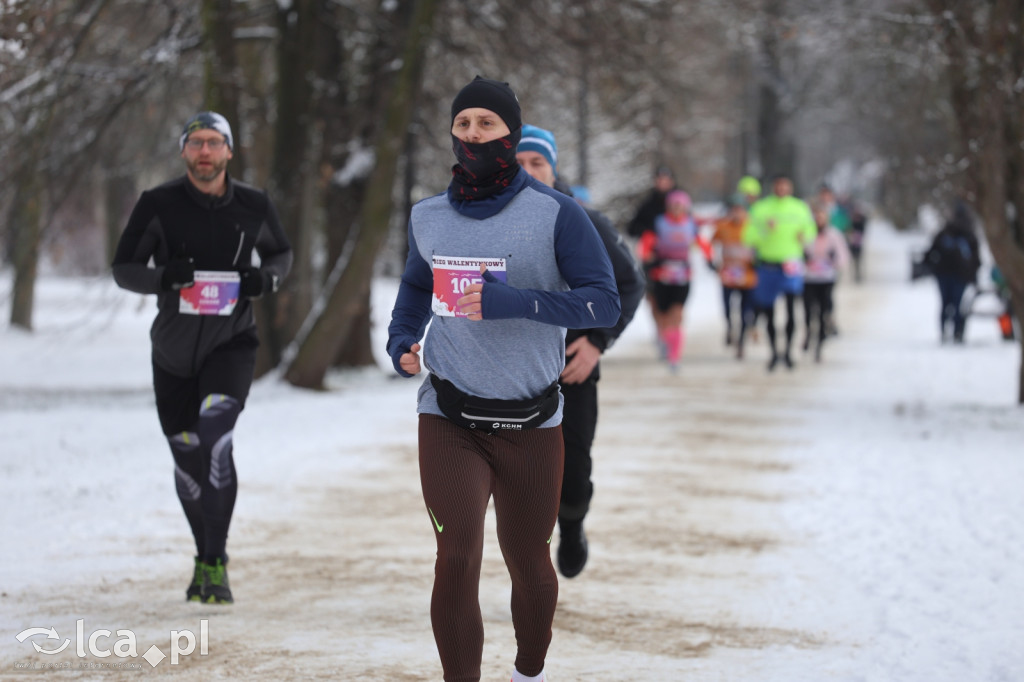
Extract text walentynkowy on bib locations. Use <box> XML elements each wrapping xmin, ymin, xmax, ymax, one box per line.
<box><xmin>431</xmin><ymin>256</ymin><xmax>507</xmax><ymax>317</ymax></box>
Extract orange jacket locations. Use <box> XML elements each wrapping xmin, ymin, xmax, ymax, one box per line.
<box><xmin>710</xmin><ymin>216</ymin><xmax>757</xmax><ymax>289</ymax></box>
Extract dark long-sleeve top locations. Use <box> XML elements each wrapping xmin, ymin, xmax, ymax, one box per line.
<box><xmin>626</xmin><ymin>188</ymin><xmax>669</xmax><ymax>238</ymax></box>
<box><xmin>552</xmin><ymin>179</ymin><xmax>645</xmax><ymax>356</ymax></box>
<box><xmin>112</xmin><ymin>174</ymin><xmax>293</xmax><ymax>377</ymax></box>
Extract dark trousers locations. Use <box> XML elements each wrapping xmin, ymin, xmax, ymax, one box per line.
<box><xmin>850</xmin><ymin>245</ymin><xmax>863</xmax><ymax>282</ymax></box>
<box><xmin>153</xmin><ymin>338</ymin><xmax>255</xmax><ymax>562</ymax></box>
<box><xmin>723</xmin><ymin>286</ymin><xmax>754</xmax><ymax>342</ymax></box>
<box><xmin>760</xmin><ymin>293</ymin><xmax>799</xmax><ymax>358</ymax></box>
<box><xmin>418</xmin><ymin>415</ymin><xmax>563</xmax><ymax>681</ymax></box>
<box><xmin>936</xmin><ymin>274</ymin><xmax>969</xmax><ymax>340</ymax></box>
<box><xmin>802</xmin><ymin>281</ymin><xmax>835</xmax><ymax>351</ymax></box>
<box><xmin>559</xmin><ymin>377</ymin><xmax>599</xmax><ymax>522</ymax></box>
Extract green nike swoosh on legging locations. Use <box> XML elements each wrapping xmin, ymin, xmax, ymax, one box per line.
<box><xmin>428</xmin><ymin>507</ymin><xmax>443</xmax><ymax>533</ymax></box>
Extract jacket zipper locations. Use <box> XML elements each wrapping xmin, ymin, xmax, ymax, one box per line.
<box><xmin>189</xmin><ymin>205</ymin><xmax>220</xmax><ymax>375</ymax></box>
<box><xmin>232</xmin><ymin>232</ymin><xmax>244</xmax><ymax>266</ymax></box>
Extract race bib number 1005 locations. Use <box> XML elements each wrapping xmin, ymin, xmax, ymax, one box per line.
<box><xmin>179</xmin><ymin>270</ymin><xmax>240</xmax><ymax>316</ymax></box>
<box><xmin>432</xmin><ymin>255</ymin><xmax>507</xmax><ymax>317</ymax></box>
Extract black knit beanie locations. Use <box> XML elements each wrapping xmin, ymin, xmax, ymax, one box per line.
<box><xmin>450</xmin><ymin>76</ymin><xmax>522</xmax><ymax>131</ymax></box>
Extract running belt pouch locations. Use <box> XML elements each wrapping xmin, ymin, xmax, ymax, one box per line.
<box><xmin>430</xmin><ymin>373</ymin><xmax>559</xmax><ymax>431</ymax></box>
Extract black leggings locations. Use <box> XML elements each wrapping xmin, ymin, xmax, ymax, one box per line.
<box><xmin>418</xmin><ymin>414</ymin><xmax>563</xmax><ymax>681</ymax></box>
<box><xmin>723</xmin><ymin>286</ymin><xmax>754</xmax><ymax>343</ymax></box>
<box><xmin>559</xmin><ymin>377</ymin><xmax>599</xmax><ymax>522</ymax></box>
<box><xmin>936</xmin><ymin>274</ymin><xmax>969</xmax><ymax>339</ymax></box>
<box><xmin>153</xmin><ymin>340</ymin><xmax>255</xmax><ymax>563</ymax></box>
<box><xmin>760</xmin><ymin>292</ymin><xmax>799</xmax><ymax>357</ymax></box>
<box><xmin>803</xmin><ymin>282</ymin><xmax>835</xmax><ymax>350</ymax></box>
<box><xmin>167</xmin><ymin>396</ymin><xmax>241</xmax><ymax>562</ymax></box>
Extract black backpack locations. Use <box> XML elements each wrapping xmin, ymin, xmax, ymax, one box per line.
<box><xmin>928</xmin><ymin>231</ymin><xmax>976</xmax><ymax>277</ymax></box>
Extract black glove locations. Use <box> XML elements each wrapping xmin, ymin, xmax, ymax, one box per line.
<box><xmin>161</xmin><ymin>257</ymin><xmax>195</xmax><ymax>291</ymax></box>
<box><xmin>239</xmin><ymin>267</ymin><xmax>277</xmax><ymax>298</ymax></box>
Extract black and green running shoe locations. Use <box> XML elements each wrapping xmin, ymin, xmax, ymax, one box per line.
<box><xmin>186</xmin><ymin>557</ymin><xmax>203</xmax><ymax>602</ymax></box>
<box><xmin>201</xmin><ymin>558</ymin><xmax>233</xmax><ymax>604</ymax></box>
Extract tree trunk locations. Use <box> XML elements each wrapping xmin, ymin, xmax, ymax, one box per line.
<box><xmin>283</xmin><ymin>0</ymin><xmax>439</xmax><ymax>389</ymax></box>
<box><xmin>104</xmin><ymin>171</ymin><xmax>135</xmax><ymax>265</ymax></box>
<box><xmin>756</xmin><ymin>31</ymin><xmax>797</xmax><ymax>185</ymax></box>
<box><xmin>201</xmin><ymin>0</ymin><xmax>248</xmax><ymax>182</ymax></box>
<box><xmin>262</xmin><ymin>0</ymin><xmax>317</xmax><ymax>375</ymax></box>
<box><xmin>397</xmin><ymin>119</ymin><xmax>418</xmax><ymax>275</ymax></box>
<box><xmin>333</xmin><ymin>291</ymin><xmax>374</xmax><ymax>367</ymax></box>
<box><xmin>8</xmin><ymin>168</ymin><xmax>42</xmax><ymax>330</ymax></box>
<box><xmin>324</xmin><ymin>0</ymin><xmax>421</xmax><ymax>371</ymax></box>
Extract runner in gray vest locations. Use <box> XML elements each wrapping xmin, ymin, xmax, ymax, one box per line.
<box><xmin>386</xmin><ymin>76</ymin><xmax>619</xmax><ymax>682</ymax></box>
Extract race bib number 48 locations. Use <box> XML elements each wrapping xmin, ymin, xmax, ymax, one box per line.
<box><xmin>179</xmin><ymin>270</ymin><xmax>240</xmax><ymax>316</ymax></box>
<box><xmin>432</xmin><ymin>255</ymin><xmax>507</xmax><ymax>317</ymax></box>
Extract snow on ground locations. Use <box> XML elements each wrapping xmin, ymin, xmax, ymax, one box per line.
<box><xmin>1</xmin><ymin>218</ymin><xmax>1022</xmax><ymax>681</ymax></box>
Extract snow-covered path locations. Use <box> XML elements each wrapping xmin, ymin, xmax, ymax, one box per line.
<box><xmin>1</xmin><ymin>220</ymin><xmax>1022</xmax><ymax>681</ymax></box>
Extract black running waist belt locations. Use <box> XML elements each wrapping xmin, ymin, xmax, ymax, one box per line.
<box><xmin>430</xmin><ymin>373</ymin><xmax>560</xmax><ymax>432</ymax></box>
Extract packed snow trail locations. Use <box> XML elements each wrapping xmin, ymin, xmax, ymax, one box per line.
<box><xmin>1</xmin><ymin>220</ymin><xmax>1022</xmax><ymax>680</ymax></box>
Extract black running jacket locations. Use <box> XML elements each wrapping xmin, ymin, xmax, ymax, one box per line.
<box><xmin>112</xmin><ymin>175</ymin><xmax>293</xmax><ymax>377</ymax></box>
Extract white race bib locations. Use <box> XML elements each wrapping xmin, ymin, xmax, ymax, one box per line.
<box><xmin>179</xmin><ymin>271</ymin><xmax>240</xmax><ymax>316</ymax></box>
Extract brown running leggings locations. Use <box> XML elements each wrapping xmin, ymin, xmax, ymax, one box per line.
<box><xmin>418</xmin><ymin>414</ymin><xmax>564</xmax><ymax>682</ymax></box>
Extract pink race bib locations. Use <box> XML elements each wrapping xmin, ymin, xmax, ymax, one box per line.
<box><xmin>722</xmin><ymin>265</ymin><xmax>746</xmax><ymax>287</ymax></box>
<box><xmin>660</xmin><ymin>260</ymin><xmax>691</xmax><ymax>285</ymax></box>
<box><xmin>431</xmin><ymin>256</ymin><xmax>507</xmax><ymax>317</ymax></box>
<box><xmin>782</xmin><ymin>259</ymin><xmax>805</xmax><ymax>277</ymax></box>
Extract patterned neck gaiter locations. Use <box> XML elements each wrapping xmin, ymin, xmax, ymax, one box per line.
<box><xmin>449</xmin><ymin>128</ymin><xmax>522</xmax><ymax>202</ymax></box>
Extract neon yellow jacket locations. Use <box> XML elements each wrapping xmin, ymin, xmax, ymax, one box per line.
<box><xmin>742</xmin><ymin>195</ymin><xmax>817</xmax><ymax>263</ymax></box>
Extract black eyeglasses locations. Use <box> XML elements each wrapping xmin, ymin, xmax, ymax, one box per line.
<box><xmin>185</xmin><ymin>138</ymin><xmax>226</xmax><ymax>151</ymax></box>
